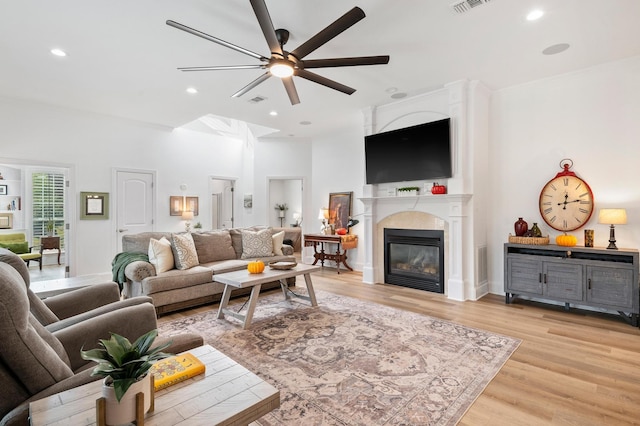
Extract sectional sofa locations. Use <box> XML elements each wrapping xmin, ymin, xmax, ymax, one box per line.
<box><xmin>119</xmin><ymin>226</ymin><xmax>295</xmax><ymax>315</ymax></box>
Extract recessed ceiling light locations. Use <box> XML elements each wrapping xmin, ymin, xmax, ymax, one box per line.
<box><xmin>300</xmin><ymin>121</ymin><xmax>312</xmax><ymax>125</ymax></box>
<box><xmin>186</xmin><ymin>87</ymin><xmax>198</xmax><ymax>94</ymax></box>
<box><xmin>391</xmin><ymin>92</ymin><xmax>407</xmax><ymax>99</ymax></box>
<box><xmin>50</xmin><ymin>48</ymin><xmax>67</xmax><ymax>57</ymax></box>
<box><xmin>542</xmin><ymin>43</ymin><xmax>570</xmax><ymax>55</ymax></box>
<box><xmin>526</xmin><ymin>9</ymin><xmax>544</xmax><ymax>21</ymax></box>
<box><xmin>269</xmin><ymin>111</ymin><xmax>278</xmax><ymax>116</ymax></box>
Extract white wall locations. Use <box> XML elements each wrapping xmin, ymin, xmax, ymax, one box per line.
<box><xmin>487</xmin><ymin>56</ymin><xmax>640</xmax><ymax>294</ymax></box>
<box><xmin>0</xmin><ymin>97</ymin><xmax>247</xmax><ymax>275</ymax></box>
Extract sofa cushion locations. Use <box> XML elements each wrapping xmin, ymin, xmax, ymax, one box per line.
<box><xmin>0</xmin><ymin>241</ymin><xmax>29</xmax><ymax>255</ymax></box>
<box><xmin>192</xmin><ymin>231</ymin><xmax>236</xmax><ymax>263</ymax></box>
<box><xmin>229</xmin><ymin>226</ymin><xmax>268</xmax><ymax>258</ymax></box>
<box><xmin>272</xmin><ymin>231</ymin><xmax>285</xmax><ymax>256</ymax></box>
<box><xmin>241</xmin><ymin>228</ymin><xmax>274</xmax><ymax>259</ymax></box>
<box><xmin>148</xmin><ymin>237</ymin><xmax>174</xmax><ymax>273</ymax></box>
<box><xmin>141</xmin><ymin>266</ymin><xmax>213</xmax><ymax>295</ymax></box>
<box><xmin>171</xmin><ymin>233</ymin><xmax>199</xmax><ymax>270</ymax></box>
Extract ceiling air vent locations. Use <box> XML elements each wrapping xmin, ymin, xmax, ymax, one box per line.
<box><xmin>451</xmin><ymin>0</ymin><xmax>492</xmax><ymax>14</ymax></box>
<box><xmin>248</xmin><ymin>96</ymin><xmax>267</xmax><ymax>104</ymax></box>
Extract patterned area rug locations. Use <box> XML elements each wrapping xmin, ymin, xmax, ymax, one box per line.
<box><xmin>159</xmin><ymin>290</ymin><xmax>520</xmax><ymax>425</ymax></box>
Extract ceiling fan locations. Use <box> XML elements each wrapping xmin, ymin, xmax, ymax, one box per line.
<box><xmin>166</xmin><ymin>0</ymin><xmax>390</xmax><ymax>105</ymax></box>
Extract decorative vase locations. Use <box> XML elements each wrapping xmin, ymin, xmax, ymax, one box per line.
<box><xmin>101</xmin><ymin>374</ymin><xmax>152</xmax><ymax>425</ymax></box>
<box><xmin>514</xmin><ymin>218</ymin><xmax>528</xmax><ymax>236</ymax></box>
<box><xmin>530</xmin><ymin>223</ymin><xmax>542</xmax><ymax>238</ymax></box>
<box><xmin>279</xmin><ymin>210</ymin><xmax>285</xmax><ymax>218</ymax></box>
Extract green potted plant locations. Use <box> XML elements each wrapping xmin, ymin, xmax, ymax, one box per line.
<box><xmin>275</xmin><ymin>203</ymin><xmax>288</xmax><ymax>218</ymax></box>
<box><xmin>81</xmin><ymin>329</ymin><xmax>172</xmax><ymax>424</ymax></box>
<box><xmin>397</xmin><ymin>186</ymin><xmax>420</xmax><ymax>197</ymax></box>
<box><xmin>193</xmin><ymin>222</ymin><xmax>203</xmax><ymax>232</ymax></box>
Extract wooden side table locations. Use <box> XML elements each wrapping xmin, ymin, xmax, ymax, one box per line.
<box><xmin>40</xmin><ymin>236</ymin><xmax>61</xmax><ymax>265</ymax></box>
<box><xmin>304</xmin><ymin>233</ymin><xmax>358</xmax><ymax>274</ymax></box>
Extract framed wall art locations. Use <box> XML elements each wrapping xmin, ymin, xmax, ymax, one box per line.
<box><xmin>186</xmin><ymin>196</ymin><xmax>199</xmax><ymax>216</ymax></box>
<box><xmin>0</xmin><ymin>185</ymin><xmax>7</xmax><ymax>195</ymax></box>
<box><xmin>328</xmin><ymin>191</ymin><xmax>353</xmax><ymax>229</ymax></box>
<box><xmin>80</xmin><ymin>192</ymin><xmax>109</xmax><ymax>220</ymax></box>
<box><xmin>169</xmin><ymin>196</ymin><xmax>182</xmax><ymax>216</ymax></box>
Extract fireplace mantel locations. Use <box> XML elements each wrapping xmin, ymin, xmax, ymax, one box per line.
<box><xmin>359</xmin><ymin>193</ymin><xmax>474</xmax><ymax>301</ymax></box>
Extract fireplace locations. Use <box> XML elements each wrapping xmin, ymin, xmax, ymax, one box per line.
<box><xmin>384</xmin><ymin>228</ymin><xmax>445</xmax><ymax>293</ymax></box>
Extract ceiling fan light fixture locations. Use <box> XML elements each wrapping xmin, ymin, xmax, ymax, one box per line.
<box><xmin>270</xmin><ymin>61</ymin><xmax>294</xmax><ymax>78</ymax></box>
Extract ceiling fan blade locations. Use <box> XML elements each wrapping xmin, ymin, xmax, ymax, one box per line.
<box><xmin>166</xmin><ymin>20</ymin><xmax>268</xmax><ymax>61</ymax></box>
<box><xmin>296</xmin><ymin>69</ymin><xmax>355</xmax><ymax>95</ymax></box>
<box><xmin>231</xmin><ymin>72</ymin><xmax>271</xmax><ymax>98</ymax></box>
<box><xmin>282</xmin><ymin>77</ymin><xmax>300</xmax><ymax>105</ymax></box>
<box><xmin>178</xmin><ymin>65</ymin><xmax>266</xmax><ymax>72</ymax></box>
<box><xmin>290</xmin><ymin>7</ymin><xmax>365</xmax><ymax>60</ymax></box>
<box><xmin>249</xmin><ymin>0</ymin><xmax>283</xmax><ymax>57</ymax></box>
<box><xmin>302</xmin><ymin>56</ymin><xmax>390</xmax><ymax>69</ymax></box>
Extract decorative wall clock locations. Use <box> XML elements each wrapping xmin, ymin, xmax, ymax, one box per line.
<box><xmin>538</xmin><ymin>159</ymin><xmax>594</xmax><ymax>232</ymax></box>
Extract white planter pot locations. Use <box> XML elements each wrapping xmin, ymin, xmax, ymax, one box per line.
<box><xmin>102</xmin><ymin>374</ymin><xmax>152</xmax><ymax>425</ymax></box>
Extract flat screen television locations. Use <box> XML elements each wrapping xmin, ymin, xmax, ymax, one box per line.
<box><xmin>364</xmin><ymin>118</ymin><xmax>452</xmax><ymax>185</ymax></box>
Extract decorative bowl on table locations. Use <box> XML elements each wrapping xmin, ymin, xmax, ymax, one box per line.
<box><xmin>268</xmin><ymin>261</ymin><xmax>297</xmax><ymax>270</ymax></box>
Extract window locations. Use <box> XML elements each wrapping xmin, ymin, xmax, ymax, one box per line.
<box><xmin>32</xmin><ymin>172</ymin><xmax>65</xmax><ymax>248</ymax></box>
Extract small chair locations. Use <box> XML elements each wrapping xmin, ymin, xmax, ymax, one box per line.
<box><xmin>0</xmin><ymin>233</ymin><xmax>42</xmax><ymax>270</ymax></box>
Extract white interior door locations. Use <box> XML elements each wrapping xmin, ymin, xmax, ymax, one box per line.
<box><xmin>115</xmin><ymin>169</ymin><xmax>155</xmax><ymax>252</ymax></box>
<box><xmin>210</xmin><ymin>178</ymin><xmax>234</xmax><ymax>229</ymax></box>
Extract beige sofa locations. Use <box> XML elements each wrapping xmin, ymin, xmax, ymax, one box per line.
<box><xmin>121</xmin><ymin>227</ymin><xmax>295</xmax><ymax>315</ymax></box>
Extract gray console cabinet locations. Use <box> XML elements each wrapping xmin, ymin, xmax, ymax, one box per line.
<box><xmin>504</xmin><ymin>243</ymin><xmax>639</xmax><ymax>326</ymax></box>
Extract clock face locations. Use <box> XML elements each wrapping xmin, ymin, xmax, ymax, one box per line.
<box><xmin>539</xmin><ymin>175</ymin><xmax>594</xmax><ymax>231</ymax></box>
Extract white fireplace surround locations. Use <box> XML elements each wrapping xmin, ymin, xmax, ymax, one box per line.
<box><xmin>357</xmin><ymin>80</ymin><xmax>490</xmax><ymax>301</ymax></box>
<box><xmin>359</xmin><ymin>193</ymin><xmax>473</xmax><ymax>301</ymax></box>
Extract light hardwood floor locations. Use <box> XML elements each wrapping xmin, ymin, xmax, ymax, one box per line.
<box><xmin>158</xmin><ymin>267</ymin><xmax>640</xmax><ymax>425</ymax></box>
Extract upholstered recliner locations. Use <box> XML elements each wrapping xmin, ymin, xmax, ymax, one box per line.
<box><xmin>0</xmin><ymin>233</ymin><xmax>41</xmax><ymax>270</ymax></box>
<box><xmin>0</xmin><ymin>248</ymin><xmax>154</xmax><ymax>332</ymax></box>
<box><xmin>0</xmin><ymin>260</ymin><xmax>204</xmax><ymax>425</ymax></box>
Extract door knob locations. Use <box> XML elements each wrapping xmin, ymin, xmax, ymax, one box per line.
<box><xmin>118</xmin><ymin>228</ymin><xmax>129</xmax><ymax>233</ymax></box>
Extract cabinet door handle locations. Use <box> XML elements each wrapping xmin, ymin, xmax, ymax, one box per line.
<box><xmin>539</xmin><ymin>273</ymin><xmax>542</xmax><ymax>283</ymax></box>
<box><xmin>588</xmin><ymin>278</ymin><xmax>591</xmax><ymax>290</ymax></box>
<box><xmin>543</xmin><ymin>274</ymin><xmax>547</xmax><ymax>284</ymax></box>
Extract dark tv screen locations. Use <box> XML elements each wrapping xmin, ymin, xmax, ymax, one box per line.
<box><xmin>365</xmin><ymin>118</ymin><xmax>452</xmax><ymax>185</ymax></box>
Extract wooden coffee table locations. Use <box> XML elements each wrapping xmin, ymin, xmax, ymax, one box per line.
<box><xmin>215</xmin><ymin>263</ymin><xmax>320</xmax><ymax>329</ymax></box>
<box><xmin>29</xmin><ymin>345</ymin><xmax>279</xmax><ymax>425</ymax></box>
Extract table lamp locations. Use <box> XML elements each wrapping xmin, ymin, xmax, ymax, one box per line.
<box><xmin>598</xmin><ymin>208</ymin><xmax>627</xmax><ymax>250</ymax></box>
<box><xmin>318</xmin><ymin>208</ymin><xmax>328</xmax><ymax>233</ymax></box>
<box><xmin>182</xmin><ymin>210</ymin><xmax>194</xmax><ymax>232</ymax></box>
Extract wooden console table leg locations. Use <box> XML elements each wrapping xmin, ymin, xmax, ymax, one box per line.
<box><xmin>341</xmin><ymin>249</ymin><xmax>354</xmax><ymax>271</ymax></box>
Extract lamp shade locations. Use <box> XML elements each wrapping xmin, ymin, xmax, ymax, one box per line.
<box><xmin>181</xmin><ymin>210</ymin><xmax>194</xmax><ymax>221</ymax></box>
<box><xmin>318</xmin><ymin>208</ymin><xmax>329</xmax><ymax>220</ymax></box>
<box><xmin>598</xmin><ymin>208</ymin><xmax>627</xmax><ymax>225</ymax></box>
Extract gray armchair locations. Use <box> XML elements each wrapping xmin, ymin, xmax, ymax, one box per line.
<box><xmin>0</xmin><ymin>248</ymin><xmax>152</xmax><ymax>332</ymax></box>
<box><xmin>0</xmin><ymin>260</ymin><xmax>204</xmax><ymax>426</ymax></box>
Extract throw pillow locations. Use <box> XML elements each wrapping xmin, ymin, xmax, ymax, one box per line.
<box><xmin>0</xmin><ymin>241</ymin><xmax>29</xmax><ymax>254</ymax></box>
<box><xmin>272</xmin><ymin>231</ymin><xmax>285</xmax><ymax>256</ymax></box>
<box><xmin>148</xmin><ymin>237</ymin><xmax>174</xmax><ymax>273</ymax></box>
<box><xmin>171</xmin><ymin>233</ymin><xmax>199</xmax><ymax>270</ymax></box>
<box><xmin>192</xmin><ymin>231</ymin><xmax>236</xmax><ymax>263</ymax></box>
<box><xmin>241</xmin><ymin>228</ymin><xmax>274</xmax><ymax>259</ymax></box>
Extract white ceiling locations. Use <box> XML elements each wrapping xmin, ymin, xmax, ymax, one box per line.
<box><xmin>2</xmin><ymin>0</ymin><xmax>639</xmax><ymax>138</ymax></box>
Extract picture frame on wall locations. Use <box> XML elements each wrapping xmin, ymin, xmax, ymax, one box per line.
<box><xmin>169</xmin><ymin>196</ymin><xmax>182</xmax><ymax>216</ymax></box>
<box><xmin>186</xmin><ymin>196</ymin><xmax>199</xmax><ymax>216</ymax></box>
<box><xmin>0</xmin><ymin>185</ymin><xmax>6</xmax><ymax>195</ymax></box>
<box><xmin>80</xmin><ymin>192</ymin><xmax>109</xmax><ymax>220</ymax></box>
<box><xmin>328</xmin><ymin>192</ymin><xmax>353</xmax><ymax>230</ymax></box>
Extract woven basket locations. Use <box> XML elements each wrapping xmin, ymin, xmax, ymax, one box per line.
<box><xmin>508</xmin><ymin>234</ymin><xmax>550</xmax><ymax>245</ymax></box>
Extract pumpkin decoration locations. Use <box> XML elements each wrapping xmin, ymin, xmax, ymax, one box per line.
<box><xmin>556</xmin><ymin>233</ymin><xmax>577</xmax><ymax>247</ymax></box>
<box><xmin>431</xmin><ymin>183</ymin><xmax>446</xmax><ymax>195</ymax></box>
<box><xmin>247</xmin><ymin>260</ymin><xmax>265</xmax><ymax>274</ymax></box>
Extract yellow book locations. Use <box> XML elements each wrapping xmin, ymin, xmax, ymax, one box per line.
<box><xmin>150</xmin><ymin>352</ymin><xmax>206</xmax><ymax>391</ymax></box>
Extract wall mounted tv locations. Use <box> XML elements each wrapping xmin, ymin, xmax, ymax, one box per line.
<box><xmin>365</xmin><ymin>118</ymin><xmax>452</xmax><ymax>185</ymax></box>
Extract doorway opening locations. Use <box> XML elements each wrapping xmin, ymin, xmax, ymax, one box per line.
<box><xmin>210</xmin><ymin>178</ymin><xmax>235</xmax><ymax>230</ymax></box>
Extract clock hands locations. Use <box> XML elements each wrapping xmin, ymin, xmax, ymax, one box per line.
<box><xmin>557</xmin><ymin>193</ymin><xmax>580</xmax><ymax>210</ymax></box>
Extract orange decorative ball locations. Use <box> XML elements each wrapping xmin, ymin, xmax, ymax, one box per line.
<box><xmin>247</xmin><ymin>260</ymin><xmax>265</xmax><ymax>274</ymax></box>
